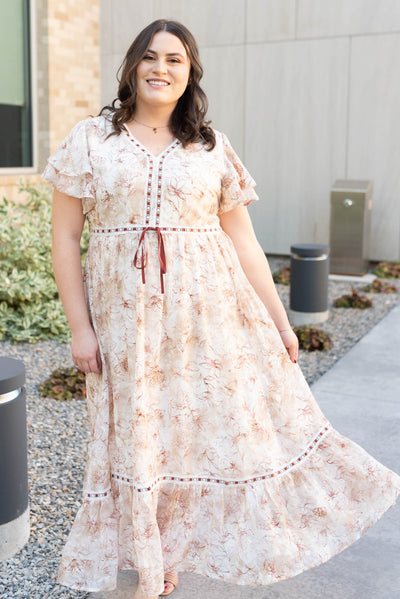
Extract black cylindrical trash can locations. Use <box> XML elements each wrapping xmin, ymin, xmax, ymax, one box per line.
<box><xmin>0</xmin><ymin>357</ymin><xmax>30</xmax><ymax>560</ymax></box>
<box><xmin>289</xmin><ymin>243</ymin><xmax>330</xmax><ymax>326</ymax></box>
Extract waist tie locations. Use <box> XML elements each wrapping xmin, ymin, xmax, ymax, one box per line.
<box><xmin>133</xmin><ymin>226</ymin><xmax>167</xmax><ymax>294</ymax></box>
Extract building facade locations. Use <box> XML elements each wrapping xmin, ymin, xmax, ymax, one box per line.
<box><xmin>0</xmin><ymin>0</ymin><xmax>100</xmax><ymax>202</ymax></box>
<box><xmin>2</xmin><ymin>0</ymin><xmax>400</xmax><ymax>261</ymax></box>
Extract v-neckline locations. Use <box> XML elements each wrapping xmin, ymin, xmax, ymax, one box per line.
<box><xmin>123</xmin><ymin>124</ymin><xmax>180</xmax><ymax>159</ymax></box>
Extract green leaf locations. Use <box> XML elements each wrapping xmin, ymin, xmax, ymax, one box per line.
<box><xmin>0</xmin><ymin>183</ymin><xmax>89</xmax><ymax>343</ymax></box>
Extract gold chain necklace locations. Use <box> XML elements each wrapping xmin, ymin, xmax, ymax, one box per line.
<box><xmin>133</xmin><ymin>117</ymin><xmax>169</xmax><ymax>134</ymax></box>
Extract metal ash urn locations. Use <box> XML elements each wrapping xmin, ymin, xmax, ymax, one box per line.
<box><xmin>289</xmin><ymin>243</ymin><xmax>330</xmax><ymax>326</ymax></box>
<box><xmin>0</xmin><ymin>357</ymin><xmax>30</xmax><ymax>560</ymax></box>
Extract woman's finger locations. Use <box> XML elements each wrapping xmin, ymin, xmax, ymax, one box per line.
<box><xmin>80</xmin><ymin>361</ymin><xmax>89</xmax><ymax>374</ymax></box>
<box><xmin>88</xmin><ymin>356</ymin><xmax>101</xmax><ymax>374</ymax></box>
<box><xmin>73</xmin><ymin>355</ymin><xmax>99</xmax><ymax>374</ymax></box>
<box><xmin>287</xmin><ymin>344</ymin><xmax>298</xmax><ymax>363</ymax></box>
<box><xmin>96</xmin><ymin>351</ymin><xmax>103</xmax><ymax>373</ymax></box>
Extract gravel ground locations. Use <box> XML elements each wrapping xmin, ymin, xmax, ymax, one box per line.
<box><xmin>267</xmin><ymin>257</ymin><xmax>400</xmax><ymax>385</ymax></box>
<box><xmin>0</xmin><ymin>256</ymin><xmax>399</xmax><ymax>599</ymax></box>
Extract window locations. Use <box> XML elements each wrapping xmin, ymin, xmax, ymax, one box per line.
<box><xmin>0</xmin><ymin>0</ymin><xmax>33</xmax><ymax>168</ymax></box>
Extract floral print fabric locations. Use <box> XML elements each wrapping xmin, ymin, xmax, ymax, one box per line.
<box><xmin>42</xmin><ymin>115</ymin><xmax>400</xmax><ymax>595</ymax></box>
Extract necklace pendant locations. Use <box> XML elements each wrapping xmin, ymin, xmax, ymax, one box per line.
<box><xmin>153</xmin><ymin>127</ymin><xmax>157</xmax><ymax>134</ymax></box>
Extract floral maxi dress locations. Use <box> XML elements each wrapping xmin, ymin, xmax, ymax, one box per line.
<box><xmin>43</xmin><ymin>115</ymin><xmax>400</xmax><ymax>596</ymax></box>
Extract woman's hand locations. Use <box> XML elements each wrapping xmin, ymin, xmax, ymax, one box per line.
<box><xmin>71</xmin><ymin>327</ymin><xmax>102</xmax><ymax>374</ymax></box>
<box><xmin>279</xmin><ymin>329</ymin><xmax>299</xmax><ymax>363</ymax></box>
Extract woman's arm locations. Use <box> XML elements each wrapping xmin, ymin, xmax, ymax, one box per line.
<box><xmin>219</xmin><ymin>205</ymin><xmax>298</xmax><ymax>363</ymax></box>
<box><xmin>52</xmin><ymin>189</ymin><xmax>102</xmax><ymax>373</ymax></box>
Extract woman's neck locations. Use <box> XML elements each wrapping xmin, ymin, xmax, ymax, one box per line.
<box><xmin>132</xmin><ymin>103</ymin><xmax>176</xmax><ymax>128</ymax></box>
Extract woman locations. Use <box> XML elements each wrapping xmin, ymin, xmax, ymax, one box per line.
<box><xmin>43</xmin><ymin>19</ymin><xmax>400</xmax><ymax>599</ymax></box>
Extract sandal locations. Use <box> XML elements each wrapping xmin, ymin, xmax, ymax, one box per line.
<box><xmin>159</xmin><ymin>571</ymin><xmax>178</xmax><ymax>596</ymax></box>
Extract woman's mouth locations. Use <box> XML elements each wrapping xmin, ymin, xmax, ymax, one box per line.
<box><xmin>147</xmin><ymin>79</ymin><xmax>170</xmax><ymax>88</ymax></box>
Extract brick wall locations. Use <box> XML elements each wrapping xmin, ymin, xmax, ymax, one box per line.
<box><xmin>0</xmin><ymin>0</ymin><xmax>100</xmax><ymax>203</ymax></box>
<box><xmin>47</xmin><ymin>0</ymin><xmax>100</xmax><ymax>152</ymax></box>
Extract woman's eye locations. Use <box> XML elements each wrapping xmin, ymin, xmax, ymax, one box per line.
<box><xmin>143</xmin><ymin>55</ymin><xmax>180</xmax><ymax>63</ymax></box>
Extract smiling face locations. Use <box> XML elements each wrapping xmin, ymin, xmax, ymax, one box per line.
<box><xmin>135</xmin><ymin>31</ymin><xmax>191</xmax><ymax>111</ymax></box>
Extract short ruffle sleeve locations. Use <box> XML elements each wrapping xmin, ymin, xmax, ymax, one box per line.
<box><xmin>218</xmin><ymin>131</ymin><xmax>260</xmax><ymax>215</ymax></box>
<box><xmin>42</xmin><ymin>118</ymin><xmax>95</xmax><ymax>214</ymax></box>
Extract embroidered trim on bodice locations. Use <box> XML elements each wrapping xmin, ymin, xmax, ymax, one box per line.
<box><xmin>116</xmin><ymin>130</ymin><xmax>182</xmax><ymax>293</ymax></box>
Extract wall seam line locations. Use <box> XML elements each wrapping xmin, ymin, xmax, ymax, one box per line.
<box><xmin>197</xmin><ymin>29</ymin><xmax>400</xmax><ymax>49</ymax></box>
<box><xmin>345</xmin><ymin>36</ymin><xmax>352</xmax><ymax>180</ymax></box>
<box><xmin>243</xmin><ymin>0</ymin><xmax>247</xmax><ymax>162</ymax></box>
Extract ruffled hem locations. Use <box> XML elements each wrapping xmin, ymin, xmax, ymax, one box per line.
<box><xmin>41</xmin><ymin>117</ymin><xmax>96</xmax><ymax>213</ymax></box>
<box><xmin>42</xmin><ymin>162</ymin><xmax>95</xmax><ymax>214</ymax></box>
<box><xmin>217</xmin><ymin>130</ymin><xmax>260</xmax><ymax>215</ymax></box>
<box><xmin>56</xmin><ymin>426</ymin><xmax>400</xmax><ymax>595</ymax></box>
<box><xmin>217</xmin><ymin>185</ymin><xmax>259</xmax><ymax>215</ymax></box>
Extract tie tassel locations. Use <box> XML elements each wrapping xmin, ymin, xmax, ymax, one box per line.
<box><xmin>133</xmin><ymin>226</ymin><xmax>167</xmax><ymax>294</ymax></box>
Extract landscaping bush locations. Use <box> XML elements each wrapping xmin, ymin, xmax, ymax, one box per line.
<box><xmin>38</xmin><ymin>366</ymin><xmax>86</xmax><ymax>401</ymax></box>
<box><xmin>333</xmin><ymin>287</ymin><xmax>372</xmax><ymax>309</ymax></box>
<box><xmin>0</xmin><ymin>183</ymin><xmax>89</xmax><ymax>343</ymax></box>
<box><xmin>362</xmin><ymin>279</ymin><xmax>398</xmax><ymax>294</ymax></box>
<box><xmin>272</xmin><ymin>265</ymin><xmax>291</xmax><ymax>285</ymax></box>
<box><xmin>372</xmin><ymin>261</ymin><xmax>400</xmax><ymax>279</ymax></box>
<box><xmin>293</xmin><ymin>325</ymin><xmax>333</xmax><ymax>351</ymax></box>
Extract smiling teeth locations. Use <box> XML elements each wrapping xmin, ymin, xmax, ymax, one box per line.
<box><xmin>148</xmin><ymin>80</ymin><xmax>169</xmax><ymax>86</ymax></box>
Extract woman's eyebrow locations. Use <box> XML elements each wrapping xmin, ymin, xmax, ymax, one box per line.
<box><xmin>146</xmin><ymin>48</ymin><xmax>185</xmax><ymax>58</ymax></box>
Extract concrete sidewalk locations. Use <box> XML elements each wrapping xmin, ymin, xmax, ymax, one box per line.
<box><xmin>90</xmin><ymin>305</ymin><xmax>400</xmax><ymax>599</ymax></box>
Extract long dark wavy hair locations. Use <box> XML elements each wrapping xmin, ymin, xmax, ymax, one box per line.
<box><xmin>99</xmin><ymin>19</ymin><xmax>216</xmax><ymax>150</ymax></box>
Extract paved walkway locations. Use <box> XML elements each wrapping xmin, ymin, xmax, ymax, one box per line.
<box><xmin>90</xmin><ymin>305</ymin><xmax>400</xmax><ymax>599</ymax></box>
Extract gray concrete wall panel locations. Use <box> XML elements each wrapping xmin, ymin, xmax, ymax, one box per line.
<box><xmin>246</xmin><ymin>0</ymin><xmax>296</xmax><ymax>42</ymax></box>
<box><xmin>100</xmin><ymin>0</ymin><xmax>400</xmax><ymax>260</ymax></box>
<box><xmin>348</xmin><ymin>33</ymin><xmax>400</xmax><ymax>260</ymax></box>
<box><xmin>200</xmin><ymin>45</ymin><xmax>245</xmax><ymax>154</ymax></box>
<box><xmin>153</xmin><ymin>0</ymin><xmax>246</xmax><ymax>47</ymax></box>
<box><xmin>297</xmin><ymin>0</ymin><xmax>400</xmax><ymax>38</ymax></box>
<box><xmin>245</xmin><ymin>38</ymin><xmax>348</xmax><ymax>255</ymax></box>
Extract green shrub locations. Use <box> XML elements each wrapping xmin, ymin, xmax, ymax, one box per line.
<box><xmin>38</xmin><ymin>366</ymin><xmax>86</xmax><ymax>401</ymax></box>
<box><xmin>333</xmin><ymin>287</ymin><xmax>372</xmax><ymax>309</ymax></box>
<box><xmin>372</xmin><ymin>261</ymin><xmax>400</xmax><ymax>279</ymax></box>
<box><xmin>362</xmin><ymin>278</ymin><xmax>398</xmax><ymax>294</ymax></box>
<box><xmin>293</xmin><ymin>325</ymin><xmax>333</xmax><ymax>351</ymax></box>
<box><xmin>0</xmin><ymin>183</ymin><xmax>89</xmax><ymax>343</ymax></box>
<box><xmin>272</xmin><ymin>266</ymin><xmax>290</xmax><ymax>285</ymax></box>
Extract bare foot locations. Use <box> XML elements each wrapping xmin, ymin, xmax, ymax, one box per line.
<box><xmin>160</xmin><ymin>571</ymin><xmax>179</xmax><ymax>595</ymax></box>
<box><xmin>162</xmin><ymin>581</ymin><xmax>174</xmax><ymax>594</ymax></box>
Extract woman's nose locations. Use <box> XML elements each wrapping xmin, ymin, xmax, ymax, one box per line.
<box><xmin>152</xmin><ymin>59</ymin><xmax>167</xmax><ymax>74</ymax></box>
